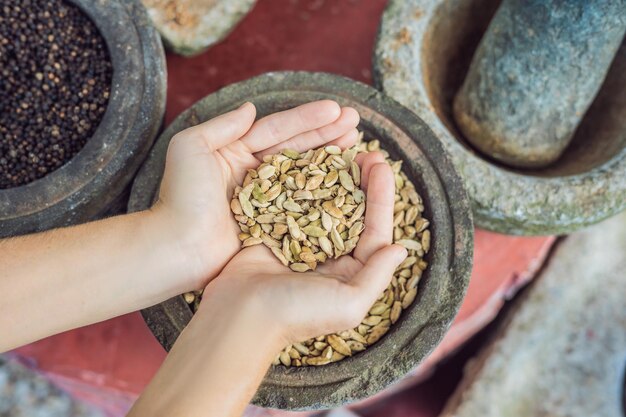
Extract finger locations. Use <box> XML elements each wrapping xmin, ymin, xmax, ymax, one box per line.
<box><xmin>240</xmin><ymin>100</ymin><xmax>341</xmax><ymax>153</ymax></box>
<box><xmin>324</xmin><ymin>128</ymin><xmax>360</xmax><ymax>150</ymax></box>
<box><xmin>358</xmin><ymin>151</ymin><xmax>386</xmax><ymax>192</ymax></box>
<box><xmin>353</xmin><ymin>163</ymin><xmax>395</xmax><ymax>263</ymax></box>
<box><xmin>223</xmin><ymin>245</ymin><xmax>288</xmax><ymax>276</ymax></box>
<box><xmin>176</xmin><ymin>102</ymin><xmax>256</xmax><ymax>151</ymax></box>
<box><xmin>315</xmin><ymin>254</ymin><xmax>361</xmax><ymax>280</ymax></box>
<box><xmin>254</xmin><ymin>107</ymin><xmax>359</xmax><ymax>158</ymax></box>
<box><xmin>348</xmin><ymin>244</ymin><xmax>407</xmax><ymax>307</ymax></box>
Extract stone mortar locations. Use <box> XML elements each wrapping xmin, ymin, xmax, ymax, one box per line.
<box><xmin>127</xmin><ymin>71</ymin><xmax>473</xmax><ymax>410</ymax></box>
<box><xmin>0</xmin><ymin>0</ymin><xmax>167</xmax><ymax>238</ymax></box>
<box><xmin>374</xmin><ymin>0</ymin><xmax>626</xmax><ymax>235</ymax></box>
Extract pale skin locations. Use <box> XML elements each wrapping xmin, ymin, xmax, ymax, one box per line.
<box><xmin>0</xmin><ymin>101</ymin><xmax>405</xmax><ymax>417</ymax></box>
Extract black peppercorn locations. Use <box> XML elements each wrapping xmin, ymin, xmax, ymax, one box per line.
<box><xmin>0</xmin><ymin>0</ymin><xmax>112</xmax><ymax>189</ymax></box>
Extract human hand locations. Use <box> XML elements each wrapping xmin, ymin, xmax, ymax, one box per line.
<box><xmin>150</xmin><ymin>101</ymin><xmax>360</xmax><ymax>290</ymax></box>
<box><xmin>198</xmin><ymin>152</ymin><xmax>407</xmax><ymax>345</ymax></box>
<box><xmin>129</xmin><ymin>154</ymin><xmax>404</xmax><ymax>417</ymax></box>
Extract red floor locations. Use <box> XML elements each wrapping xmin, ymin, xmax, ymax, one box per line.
<box><xmin>12</xmin><ymin>1</ymin><xmax>555</xmax><ymax>416</ymax></box>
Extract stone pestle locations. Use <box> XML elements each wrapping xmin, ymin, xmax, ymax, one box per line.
<box><xmin>453</xmin><ymin>0</ymin><xmax>626</xmax><ymax>168</ymax></box>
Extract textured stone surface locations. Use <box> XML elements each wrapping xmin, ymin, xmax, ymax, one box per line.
<box><xmin>142</xmin><ymin>0</ymin><xmax>256</xmax><ymax>56</ymax></box>
<box><xmin>0</xmin><ymin>0</ymin><xmax>166</xmax><ymax>238</ymax></box>
<box><xmin>128</xmin><ymin>71</ymin><xmax>473</xmax><ymax>410</ymax></box>
<box><xmin>441</xmin><ymin>211</ymin><xmax>626</xmax><ymax>417</ymax></box>
<box><xmin>0</xmin><ymin>356</ymin><xmax>103</xmax><ymax>417</ymax></box>
<box><xmin>454</xmin><ymin>0</ymin><xmax>626</xmax><ymax>168</ymax></box>
<box><xmin>374</xmin><ymin>0</ymin><xmax>626</xmax><ymax>235</ymax></box>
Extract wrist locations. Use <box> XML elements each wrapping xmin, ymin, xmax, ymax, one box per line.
<box><xmin>130</xmin><ymin>275</ymin><xmax>282</xmax><ymax>417</ymax></box>
<box><xmin>196</xmin><ymin>275</ymin><xmax>287</xmax><ymax>354</ymax></box>
<box><xmin>139</xmin><ymin>206</ymin><xmax>204</xmax><ymax>293</ymax></box>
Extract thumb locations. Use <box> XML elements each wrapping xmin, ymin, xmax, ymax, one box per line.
<box><xmin>348</xmin><ymin>244</ymin><xmax>407</xmax><ymax>307</ymax></box>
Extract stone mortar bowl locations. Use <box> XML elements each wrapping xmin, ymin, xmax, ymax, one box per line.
<box><xmin>374</xmin><ymin>0</ymin><xmax>626</xmax><ymax>235</ymax></box>
<box><xmin>128</xmin><ymin>72</ymin><xmax>473</xmax><ymax>410</ymax></box>
<box><xmin>0</xmin><ymin>0</ymin><xmax>166</xmax><ymax>238</ymax></box>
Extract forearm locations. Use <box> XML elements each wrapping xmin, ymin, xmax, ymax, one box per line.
<box><xmin>128</xmin><ymin>289</ymin><xmax>282</xmax><ymax>417</ymax></box>
<box><xmin>0</xmin><ymin>209</ymin><xmax>195</xmax><ymax>352</ymax></box>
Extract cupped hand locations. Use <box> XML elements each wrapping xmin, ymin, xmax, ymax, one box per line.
<box><xmin>198</xmin><ymin>153</ymin><xmax>407</xmax><ymax>345</ymax></box>
<box><xmin>151</xmin><ymin>101</ymin><xmax>360</xmax><ymax>289</ymax></box>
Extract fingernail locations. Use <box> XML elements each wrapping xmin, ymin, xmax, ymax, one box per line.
<box><xmin>238</xmin><ymin>101</ymin><xmax>252</xmax><ymax>110</ymax></box>
<box><xmin>396</xmin><ymin>246</ymin><xmax>408</xmax><ymax>263</ymax></box>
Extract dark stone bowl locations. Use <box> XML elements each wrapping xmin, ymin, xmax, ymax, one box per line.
<box><xmin>128</xmin><ymin>72</ymin><xmax>473</xmax><ymax>410</ymax></box>
<box><xmin>374</xmin><ymin>0</ymin><xmax>626</xmax><ymax>235</ymax></box>
<box><xmin>0</xmin><ymin>0</ymin><xmax>166</xmax><ymax>238</ymax></box>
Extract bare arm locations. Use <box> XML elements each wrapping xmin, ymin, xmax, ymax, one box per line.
<box><xmin>0</xmin><ymin>209</ymin><xmax>190</xmax><ymax>352</ymax></box>
<box><xmin>128</xmin><ymin>291</ymin><xmax>284</xmax><ymax>417</ymax></box>
<box><xmin>0</xmin><ymin>101</ymin><xmax>359</xmax><ymax>352</ymax></box>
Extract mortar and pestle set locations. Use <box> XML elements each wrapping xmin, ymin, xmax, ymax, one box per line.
<box><xmin>376</xmin><ymin>0</ymin><xmax>626</xmax><ymax>235</ymax></box>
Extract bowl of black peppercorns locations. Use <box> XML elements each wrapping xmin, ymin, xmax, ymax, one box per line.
<box><xmin>0</xmin><ymin>0</ymin><xmax>166</xmax><ymax>238</ymax></box>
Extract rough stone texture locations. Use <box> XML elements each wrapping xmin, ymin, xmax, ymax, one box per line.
<box><xmin>0</xmin><ymin>355</ymin><xmax>103</xmax><ymax>417</ymax></box>
<box><xmin>374</xmin><ymin>0</ymin><xmax>626</xmax><ymax>235</ymax></box>
<box><xmin>142</xmin><ymin>0</ymin><xmax>256</xmax><ymax>56</ymax></box>
<box><xmin>440</xmin><ymin>211</ymin><xmax>626</xmax><ymax>417</ymax></box>
<box><xmin>128</xmin><ymin>71</ymin><xmax>474</xmax><ymax>410</ymax></box>
<box><xmin>0</xmin><ymin>0</ymin><xmax>167</xmax><ymax>238</ymax></box>
<box><xmin>453</xmin><ymin>0</ymin><xmax>626</xmax><ymax>168</ymax></box>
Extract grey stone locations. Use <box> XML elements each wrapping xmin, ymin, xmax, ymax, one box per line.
<box><xmin>0</xmin><ymin>355</ymin><xmax>103</xmax><ymax>417</ymax></box>
<box><xmin>142</xmin><ymin>0</ymin><xmax>256</xmax><ymax>56</ymax></box>
<box><xmin>454</xmin><ymin>0</ymin><xmax>626</xmax><ymax>168</ymax></box>
<box><xmin>374</xmin><ymin>0</ymin><xmax>626</xmax><ymax>235</ymax></box>
<box><xmin>0</xmin><ymin>0</ymin><xmax>167</xmax><ymax>238</ymax></box>
<box><xmin>441</xmin><ymin>211</ymin><xmax>626</xmax><ymax>417</ymax></box>
<box><xmin>128</xmin><ymin>71</ymin><xmax>474</xmax><ymax>410</ymax></box>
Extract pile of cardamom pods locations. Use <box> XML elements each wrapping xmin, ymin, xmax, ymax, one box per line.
<box><xmin>184</xmin><ymin>135</ymin><xmax>431</xmax><ymax>366</ymax></box>
<box><xmin>230</xmin><ymin>145</ymin><xmax>366</xmax><ymax>272</ymax></box>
